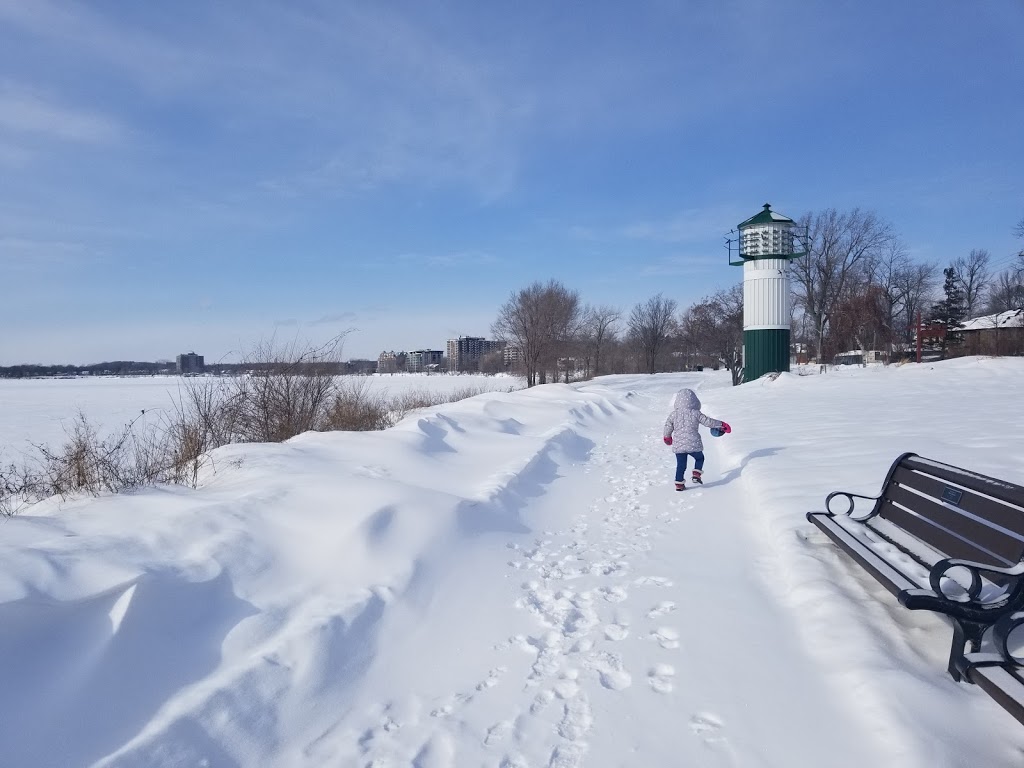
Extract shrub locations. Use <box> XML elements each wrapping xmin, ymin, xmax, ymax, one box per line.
<box><xmin>1</xmin><ymin>337</ymin><xmax>513</xmax><ymax>516</ymax></box>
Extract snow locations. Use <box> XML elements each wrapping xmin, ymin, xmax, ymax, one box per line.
<box><xmin>961</xmin><ymin>310</ymin><xmax>1024</xmax><ymax>332</ymax></box>
<box><xmin>3</xmin><ymin>358</ymin><xmax>1024</xmax><ymax>767</ymax></box>
<box><xmin>0</xmin><ymin>373</ymin><xmax>524</xmax><ymax>453</ymax></box>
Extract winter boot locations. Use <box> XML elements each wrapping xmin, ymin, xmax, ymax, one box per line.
<box><xmin>674</xmin><ymin>481</ymin><xmax>686</xmax><ymax>491</ymax></box>
<box><xmin>691</xmin><ymin>469</ymin><xmax>703</xmax><ymax>485</ymax></box>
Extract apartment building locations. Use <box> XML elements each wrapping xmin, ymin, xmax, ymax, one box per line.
<box><xmin>377</xmin><ymin>350</ymin><xmax>407</xmax><ymax>373</ymax></box>
<box><xmin>407</xmin><ymin>349</ymin><xmax>444</xmax><ymax>373</ymax></box>
<box><xmin>176</xmin><ymin>352</ymin><xmax>204</xmax><ymax>374</ymax></box>
<box><xmin>446</xmin><ymin>336</ymin><xmax>505</xmax><ymax>372</ymax></box>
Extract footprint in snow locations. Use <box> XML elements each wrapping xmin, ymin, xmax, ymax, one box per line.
<box><xmin>690</xmin><ymin>711</ymin><xmax>726</xmax><ymax>741</ymax></box>
<box><xmin>549</xmin><ymin>741</ymin><xmax>588</xmax><ymax>768</ymax></box>
<box><xmin>484</xmin><ymin>720</ymin><xmax>514</xmax><ymax>746</ymax></box>
<box><xmin>634</xmin><ymin>576</ymin><xmax>673</xmax><ymax>588</ymax></box>
<box><xmin>651</xmin><ymin>627</ymin><xmax>681</xmax><ymax>649</ymax></box>
<box><xmin>557</xmin><ymin>693</ymin><xmax>594</xmax><ymax>741</ymax></box>
<box><xmin>647</xmin><ymin>601</ymin><xmax>676</xmax><ymax>618</ymax></box>
<box><xmin>648</xmin><ymin>664</ymin><xmax>676</xmax><ymax>694</ymax></box>
<box><xmin>477</xmin><ymin>666</ymin><xmax>507</xmax><ymax>691</ymax></box>
<box><xmin>584</xmin><ymin>650</ymin><xmax>632</xmax><ymax>690</ymax></box>
<box><xmin>603</xmin><ymin>623</ymin><xmax>629</xmax><ymax>641</ymax></box>
<box><xmin>412</xmin><ymin>731</ymin><xmax>456</xmax><ymax>768</ymax></box>
<box><xmin>531</xmin><ymin>688</ymin><xmax>556</xmax><ymax>714</ymax></box>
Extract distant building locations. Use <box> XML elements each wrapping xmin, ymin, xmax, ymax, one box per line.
<box><xmin>447</xmin><ymin>336</ymin><xmax>506</xmax><ymax>372</ymax></box>
<box><xmin>833</xmin><ymin>350</ymin><xmax>886</xmax><ymax>366</ymax></box>
<box><xmin>377</xmin><ymin>350</ymin><xmax>407</xmax><ymax>373</ymax></box>
<box><xmin>503</xmin><ymin>346</ymin><xmax>523</xmax><ymax>366</ymax></box>
<box><xmin>407</xmin><ymin>349</ymin><xmax>444</xmax><ymax>373</ymax></box>
<box><xmin>176</xmin><ymin>352</ymin><xmax>205</xmax><ymax>374</ymax></box>
<box><xmin>960</xmin><ymin>310</ymin><xmax>1024</xmax><ymax>356</ymax></box>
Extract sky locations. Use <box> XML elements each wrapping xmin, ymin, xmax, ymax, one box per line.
<box><xmin>2</xmin><ymin>0</ymin><xmax>1023</xmax><ymax>365</ymax></box>
<box><xmin>3</xmin><ymin>361</ymin><xmax>1024</xmax><ymax>766</ymax></box>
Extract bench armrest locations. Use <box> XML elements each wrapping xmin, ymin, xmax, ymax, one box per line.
<box><xmin>824</xmin><ymin>491</ymin><xmax>880</xmax><ymax>522</ymax></box>
<box><xmin>899</xmin><ymin>558</ymin><xmax>1024</xmax><ymax>620</ymax></box>
<box><xmin>992</xmin><ymin>611</ymin><xmax>1024</xmax><ymax>666</ymax></box>
<box><xmin>929</xmin><ymin>557</ymin><xmax>1024</xmax><ymax>601</ymax></box>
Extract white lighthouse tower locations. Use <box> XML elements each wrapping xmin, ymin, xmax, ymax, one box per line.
<box><xmin>729</xmin><ymin>203</ymin><xmax>806</xmax><ymax>382</ymax></box>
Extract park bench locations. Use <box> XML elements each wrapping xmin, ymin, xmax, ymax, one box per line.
<box><xmin>807</xmin><ymin>452</ymin><xmax>1024</xmax><ymax>725</ymax></box>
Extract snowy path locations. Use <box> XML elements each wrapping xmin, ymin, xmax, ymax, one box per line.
<box><xmin>321</xmin><ymin>379</ymin><xmax>887</xmax><ymax>767</ymax></box>
<box><xmin>9</xmin><ymin>365</ymin><xmax>1024</xmax><ymax>767</ymax></box>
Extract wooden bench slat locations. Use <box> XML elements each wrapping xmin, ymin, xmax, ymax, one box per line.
<box><xmin>966</xmin><ymin>662</ymin><xmax>1024</xmax><ymax>727</ymax></box>
<box><xmin>890</xmin><ymin>465</ymin><xmax>1024</xmax><ymax>540</ymax></box>
<box><xmin>902</xmin><ymin>456</ymin><xmax>1024</xmax><ymax>509</ymax></box>
<box><xmin>876</xmin><ymin>499</ymin><xmax>1013</xmax><ymax>568</ymax></box>
<box><xmin>806</xmin><ymin>513</ymin><xmax>921</xmax><ymax>595</ymax></box>
<box><xmin>881</xmin><ymin>482</ymin><xmax>1024</xmax><ymax>566</ymax></box>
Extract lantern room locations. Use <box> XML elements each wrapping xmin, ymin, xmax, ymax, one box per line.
<box><xmin>738</xmin><ymin>204</ymin><xmax>797</xmax><ymax>259</ymax></box>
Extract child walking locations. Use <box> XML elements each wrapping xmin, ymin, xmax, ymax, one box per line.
<box><xmin>662</xmin><ymin>388</ymin><xmax>730</xmax><ymax>490</ymax></box>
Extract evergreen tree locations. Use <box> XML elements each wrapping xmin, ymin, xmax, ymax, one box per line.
<box><xmin>927</xmin><ymin>266</ymin><xmax>967</xmax><ymax>357</ymax></box>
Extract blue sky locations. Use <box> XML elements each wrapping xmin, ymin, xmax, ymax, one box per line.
<box><xmin>2</xmin><ymin>0</ymin><xmax>1022</xmax><ymax>365</ymax></box>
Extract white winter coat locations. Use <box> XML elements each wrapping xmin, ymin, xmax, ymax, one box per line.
<box><xmin>663</xmin><ymin>388</ymin><xmax>723</xmax><ymax>454</ymax></box>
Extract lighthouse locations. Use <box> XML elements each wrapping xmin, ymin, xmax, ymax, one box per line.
<box><xmin>729</xmin><ymin>203</ymin><xmax>806</xmax><ymax>382</ymax></box>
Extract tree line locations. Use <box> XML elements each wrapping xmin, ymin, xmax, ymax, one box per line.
<box><xmin>491</xmin><ymin>209</ymin><xmax>1024</xmax><ymax>387</ymax></box>
<box><xmin>0</xmin><ymin>360</ymin><xmax>374</xmax><ymax>379</ymax></box>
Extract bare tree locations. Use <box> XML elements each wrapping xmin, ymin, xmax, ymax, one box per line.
<box><xmin>492</xmin><ymin>280</ymin><xmax>581</xmax><ymax>387</ymax></box>
<box><xmin>579</xmin><ymin>304</ymin><xmax>621</xmax><ymax>378</ymax></box>
<box><xmin>711</xmin><ymin>285</ymin><xmax>744</xmax><ymax>384</ymax></box>
<box><xmin>865</xmin><ymin>239</ymin><xmax>911</xmax><ymax>359</ymax></box>
<box><xmin>986</xmin><ymin>263</ymin><xmax>1024</xmax><ymax>313</ymax></box>
<box><xmin>953</xmin><ymin>249</ymin><xmax>992</xmax><ymax>319</ymax></box>
<box><xmin>892</xmin><ymin>261</ymin><xmax>939</xmax><ymax>352</ymax></box>
<box><xmin>678</xmin><ymin>285</ymin><xmax>744</xmax><ymax>383</ymax></box>
<box><xmin>628</xmin><ymin>294</ymin><xmax>678</xmax><ymax>374</ymax></box>
<box><xmin>791</xmin><ymin>208</ymin><xmax>895</xmax><ymax>362</ymax></box>
<box><xmin>478</xmin><ymin>350</ymin><xmax>506</xmax><ymax>374</ymax></box>
<box><xmin>829</xmin><ymin>284</ymin><xmax>890</xmax><ymax>357</ymax></box>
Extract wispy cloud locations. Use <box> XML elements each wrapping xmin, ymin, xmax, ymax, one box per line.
<box><xmin>569</xmin><ymin>206</ymin><xmax>746</xmax><ymax>246</ymax></box>
<box><xmin>0</xmin><ymin>236</ymin><xmax>101</xmax><ymax>269</ymax></box>
<box><xmin>311</xmin><ymin>312</ymin><xmax>358</xmax><ymax>326</ymax></box>
<box><xmin>620</xmin><ymin>207</ymin><xmax>746</xmax><ymax>244</ymax></box>
<box><xmin>637</xmin><ymin>251</ymin><xmax>724</xmax><ymax>278</ymax></box>
<box><xmin>0</xmin><ymin>86</ymin><xmax>122</xmax><ymax>143</ymax></box>
<box><xmin>0</xmin><ymin>0</ymin><xmax>206</xmax><ymax>95</ymax></box>
<box><xmin>0</xmin><ymin>141</ymin><xmax>31</xmax><ymax>166</ymax></box>
<box><xmin>396</xmin><ymin>251</ymin><xmax>500</xmax><ymax>269</ymax></box>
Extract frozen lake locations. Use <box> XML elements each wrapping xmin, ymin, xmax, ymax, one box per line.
<box><xmin>0</xmin><ymin>373</ymin><xmax>526</xmax><ymax>454</ymax></box>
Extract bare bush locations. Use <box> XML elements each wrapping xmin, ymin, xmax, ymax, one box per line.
<box><xmin>1</xmin><ymin>334</ymin><xmax>507</xmax><ymax>516</ymax></box>
<box><xmin>224</xmin><ymin>336</ymin><xmax>344</xmax><ymax>442</ymax></box>
<box><xmin>1</xmin><ymin>457</ymin><xmax>39</xmax><ymax>516</ymax></box>
<box><xmin>326</xmin><ymin>378</ymin><xmax>393</xmax><ymax>431</ymax></box>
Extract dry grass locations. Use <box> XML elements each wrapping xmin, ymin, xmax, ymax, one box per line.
<box><xmin>1</xmin><ymin>347</ymin><xmax>505</xmax><ymax>516</ymax></box>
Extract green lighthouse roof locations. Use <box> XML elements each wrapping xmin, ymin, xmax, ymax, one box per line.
<box><xmin>738</xmin><ymin>203</ymin><xmax>794</xmax><ymax>228</ymax></box>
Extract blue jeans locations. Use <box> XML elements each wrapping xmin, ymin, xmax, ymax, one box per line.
<box><xmin>675</xmin><ymin>451</ymin><xmax>705</xmax><ymax>482</ymax></box>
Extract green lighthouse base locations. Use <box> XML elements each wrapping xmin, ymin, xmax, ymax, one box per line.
<box><xmin>743</xmin><ymin>328</ymin><xmax>790</xmax><ymax>382</ymax></box>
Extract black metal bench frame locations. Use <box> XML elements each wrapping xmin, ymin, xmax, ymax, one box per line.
<box><xmin>807</xmin><ymin>452</ymin><xmax>1024</xmax><ymax>723</ymax></box>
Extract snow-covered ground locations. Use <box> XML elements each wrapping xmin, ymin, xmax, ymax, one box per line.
<box><xmin>0</xmin><ymin>373</ymin><xmax>525</xmax><ymax>454</ymax></box>
<box><xmin>2</xmin><ymin>358</ymin><xmax>1024</xmax><ymax>767</ymax></box>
